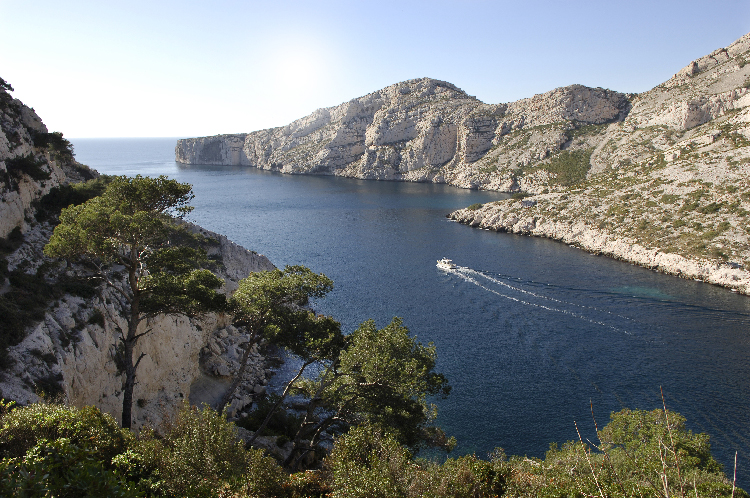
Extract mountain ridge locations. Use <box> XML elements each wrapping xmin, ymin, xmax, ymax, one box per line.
<box><xmin>177</xmin><ymin>33</ymin><xmax>750</xmax><ymax>293</ymax></box>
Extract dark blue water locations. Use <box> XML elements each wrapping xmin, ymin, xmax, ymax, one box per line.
<box><xmin>72</xmin><ymin>138</ymin><xmax>750</xmax><ymax>486</ymax></box>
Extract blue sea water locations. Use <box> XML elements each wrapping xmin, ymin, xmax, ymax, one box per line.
<box><xmin>72</xmin><ymin>137</ymin><xmax>750</xmax><ymax>486</ymax></box>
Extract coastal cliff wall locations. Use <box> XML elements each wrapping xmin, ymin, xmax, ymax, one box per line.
<box><xmin>176</xmin><ymin>79</ymin><xmax>628</xmax><ymax>189</ymax></box>
<box><xmin>178</xmin><ymin>32</ymin><xmax>750</xmax><ymax>294</ymax></box>
<box><xmin>0</xmin><ymin>80</ymin><xmax>277</xmax><ymax>428</ymax></box>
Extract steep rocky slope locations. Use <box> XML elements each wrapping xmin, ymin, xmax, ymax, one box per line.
<box><xmin>451</xmin><ymin>34</ymin><xmax>750</xmax><ymax>293</ymax></box>
<box><xmin>0</xmin><ymin>80</ymin><xmax>276</xmax><ymax>429</ymax></box>
<box><xmin>178</xmin><ymin>33</ymin><xmax>750</xmax><ymax>293</ymax></box>
<box><xmin>0</xmin><ymin>79</ymin><xmax>96</xmax><ymax>238</ymax></box>
<box><xmin>176</xmin><ymin>79</ymin><xmax>628</xmax><ymax>190</ymax></box>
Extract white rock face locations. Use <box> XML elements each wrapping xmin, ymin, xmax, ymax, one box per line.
<box><xmin>176</xmin><ymin>78</ymin><xmax>628</xmax><ymax>189</ymax></box>
<box><xmin>0</xmin><ymin>220</ymin><xmax>275</xmax><ymax>430</ymax></box>
<box><xmin>450</xmin><ymin>204</ymin><xmax>750</xmax><ymax>294</ymax></box>
<box><xmin>0</xmin><ymin>91</ymin><xmax>97</xmax><ymax>239</ymax></box>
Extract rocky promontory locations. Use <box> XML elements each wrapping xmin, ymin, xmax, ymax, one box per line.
<box><xmin>175</xmin><ymin>79</ymin><xmax>629</xmax><ymax>190</ymax></box>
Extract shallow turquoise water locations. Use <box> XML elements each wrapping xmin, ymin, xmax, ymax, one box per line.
<box><xmin>72</xmin><ymin>137</ymin><xmax>750</xmax><ymax>486</ymax></box>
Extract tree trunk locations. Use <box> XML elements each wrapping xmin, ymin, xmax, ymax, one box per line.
<box><xmin>121</xmin><ymin>338</ymin><xmax>136</xmax><ymax>429</ymax></box>
<box><xmin>121</xmin><ymin>255</ymin><xmax>140</xmax><ymax>429</ymax></box>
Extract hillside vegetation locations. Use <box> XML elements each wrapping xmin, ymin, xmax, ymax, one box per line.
<box><xmin>0</xmin><ymin>400</ymin><xmax>743</xmax><ymax>497</ymax></box>
<box><xmin>451</xmin><ymin>34</ymin><xmax>750</xmax><ymax>293</ymax></box>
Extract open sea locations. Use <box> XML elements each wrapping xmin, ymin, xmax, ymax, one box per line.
<box><xmin>72</xmin><ymin>137</ymin><xmax>750</xmax><ymax>487</ymax></box>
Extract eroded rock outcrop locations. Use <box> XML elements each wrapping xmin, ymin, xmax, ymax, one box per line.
<box><xmin>176</xmin><ymin>78</ymin><xmax>629</xmax><ymax>189</ymax></box>
<box><xmin>447</xmin><ymin>33</ymin><xmax>750</xmax><ymax>293</ymax></box>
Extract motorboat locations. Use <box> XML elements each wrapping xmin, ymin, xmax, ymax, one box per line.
<box><xmin>436</xmin><ymin>258</ymin><xmax>456</xmax><ymax>270</ymax></box>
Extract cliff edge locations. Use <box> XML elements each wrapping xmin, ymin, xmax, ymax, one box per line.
<box><xmin>0</xmin><ymin>79</ymin><xmax>276</xmax><ymax>429</ymax></box>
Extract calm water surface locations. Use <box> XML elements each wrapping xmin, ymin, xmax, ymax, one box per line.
<box><xmin>72</xmin><ymin>138</ymin><xmax>750</xmax><ymax>486</ymax></box>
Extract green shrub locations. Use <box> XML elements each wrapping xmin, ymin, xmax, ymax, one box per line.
<box><xmin>0</xmin><ymin>264</ymin><xmax>97</xmax><ymax>369</ymax></box>
<box><xmin>120</xmin><ymin>403</ymin><xmax>286</xmax><ymax>497</ymax></box>
<box><xmin>88</xmin><ymin>309</ymin><xmax>105</xmax><ymax>327</ymax></box>
<box><xmin>0</xmin><ymin>402</ymin><xmax>131</xmax><ymax>463</ymax></box>
<box><xmin>34</xmin><ymin>174</ymin><xmax>114</xmax><ymax>221</ymax></box>
<box><xmin>236</xmin><ymin>394</ymin><xmax>303</xmax><ymax>439</ymax></box>
<box><xmin>661</xmin><ymin>193</ymin><xmax>681</xmax><ymax>204</ymax></box>
<box><xmin>501</xmin><ymin>408</ymin><xmax>745</xmax><ymax>498</ymax></box>
<box><xmin>698</xmin><ymin>202</ymin><xmax>723</xmax><ymax>214</ymax></box>
<box><xmin>544</xmin><ymin>149</ymin><xmax>592</xmax><ymax>186</ymax></box>
<box><xmin>325</xmin><ymin>424</ymin><xmax>413</xmax><ymax>498</ymax></box>
<box><xmin>5</xmin><ymin>153</ymin><xmax>50</xmax><ymax>181</ymax></box>
<box><xmin>0</xmin><ymin>438</ymin><xmax>141</xmax><ymax>498</ymax></box>
<box><xmin>466</xmin><ymin>203</ymin><xmax>484</xmax><ymax>211</ymax></box>
<box><xmin>324</xmin><ymin>424</ymin><xmax>506</xmax><ymax>498</ymax></box>
<box><xmin>0</xmin><ymin>226</ymin><xmax>24</xmax><ymax>256</ymax></box>
<box><xmin>32</xmin><ymin>131</ymin><xmax>75</xmax><ymax>161</ymax></box>
<box><xmin>410</xmin><ymin>454</ymin><xmax>506</xmax><ymax>498</ymax></box>
<box><xmin>284</xmin><ymin>470</ymin><xmax>331</xmax><ymax>498</ymax></box>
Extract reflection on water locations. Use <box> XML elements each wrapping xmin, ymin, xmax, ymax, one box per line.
<box><xmin>72</xmin><ymin>138</ymin><xmax>750</xmax><ymax>487</ymax></box>
<box><xmin>611</xmin><ymin>286</ymin><xmax>676</xmax><ymax>301</ymax></box>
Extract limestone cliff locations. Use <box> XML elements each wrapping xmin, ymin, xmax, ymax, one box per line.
<box><xmin>0</xmin><ymin>81</ymin><xmax>96</xmax><ymax>238</ymax></box>
<box><xmin>177</xmin><ymin>32</ymin><xmax>750</xmax><ymax>293</ymax></box>
<box><xmin>449</xmin><ymin>33</ymin><xmax>750</xmax><ymax>293</ymax></box>
<box><xmin>175</xmin><ymin>79</ymin><xmax>628</xmax><ymax>189</ymax></box>
<box><xmin>0</xmin><ymin>79</ymin><xmax>277</xmax><ymax>429</ymax></box>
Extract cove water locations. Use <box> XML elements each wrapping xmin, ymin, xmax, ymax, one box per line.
<box><xmin>72</xmin><ymin>138</ymin><xmax>750</xmax><ymax>486</ymax></box>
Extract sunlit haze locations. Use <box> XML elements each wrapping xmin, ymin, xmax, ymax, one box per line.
<box><xmin>1</xmin><ymin>0</ymin><xmax>749</xmax><ymax>138</ymax></box>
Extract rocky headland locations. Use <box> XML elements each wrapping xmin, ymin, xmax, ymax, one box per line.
<box><xmin>178</xmin><ymin>33</ymin><xmax>750</xmax><ymax>294</ymax></box>
<box><xmin>0</xmin><ymin>79</ymin><xmax>276</xmax><ymax>429</ymax></box>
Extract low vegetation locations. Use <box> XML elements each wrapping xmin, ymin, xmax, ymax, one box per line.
<box><xmin>0</xmin><ymin>400</ymin><xmax>742</xmax><ymax>497</ymax></box>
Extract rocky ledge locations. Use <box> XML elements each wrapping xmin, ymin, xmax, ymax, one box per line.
<box><xmin>450</xmin><ymin>202</ymin><xmax>750</xmax><ymax>294</ymax></box>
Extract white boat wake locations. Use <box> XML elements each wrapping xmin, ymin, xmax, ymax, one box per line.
<box><xmin>458</xmin><ymin>267</ymin><xmax>633</xmax><ymax>322</ymax></box>
<box><xmin>443</xmin><ymin>265</ymin><xmax>629</xmax><ymax>333</ymax></box>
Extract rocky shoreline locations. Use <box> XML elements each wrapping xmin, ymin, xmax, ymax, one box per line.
<box><xmin>449</xmin><ymin>203</ymin><xmax>750</xmax><ymax>295</ymax></box>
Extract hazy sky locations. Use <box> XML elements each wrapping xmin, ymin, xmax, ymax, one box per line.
<box><xmin>1</xmin><ymin>0</ymin><xmax>749</xmax><ymax>138</ymax></box>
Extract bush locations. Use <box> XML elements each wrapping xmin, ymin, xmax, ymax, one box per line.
<box><xmin>0</xmin><ymin>226</ymin><xmax>24</xmax><ymax>256</ymax></box>
<box><xmin>0</xmin><ymin>402</ymin><xmax>131</xmax><ymax>463</ymax></box>
<box><xmin>466</xmin><ymin>203</ymin><xmax>484</xmax><ymax>211</ymax></box>
<box><xmin>501</xmin><ymin>408</ymin><xmax>745</xmax><ymax>498</ymax></box>
<box><xmin>0</xmin><ymin>264</ymin><xmax>97</xmax><ymax>369</ymax></box>
<box><xmin>34</xmin><ymin>174</ymin><xmax>114</xmax><ymax>221</ymax></box>
<box><xmin>119</xmin><ymin>403</ymin><xmax>286</xmax><ymax>497</ymax></box>
<box><xmin>0</xmin><ymin>438</ymin><xmax>141</xmax><ymax>498</ymax></box>
<box><xmin>324</xmin><ymin>424</ymin><xmax>414</xmax><ymax>498</ymax></box>
<box><xmin>544</xmin><ymin>149</ymin><xmax>592</xmax><ymax>186</ymax></box>
<box><xmin>5</xmin><ymin>153</ymin><xmax>50</xmax><ymax>181</ymax></box>
<box><xmin>236</xmin><ymin>394</ymin><xmax>303</xmax><ymax>439</ymax></box>
<box><xmin>409</xmin><ymin>455</ymin><xmax>506</xmax><ymax>498</ymax></box>
<box><xmin>324</xmin><ymin>424</ymin><xmax>506</xmax><ymax>498</ymax></box>
<box><xmin>32</xmin><ymin>131</ymin><xmax>75</xmax><ymax>161</ymax></box>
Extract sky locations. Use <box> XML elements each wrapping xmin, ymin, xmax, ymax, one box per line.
<box><xmin>1</xmin><ymin>0</ymin><xmax>749</xmax><ymax>138</ymax></box>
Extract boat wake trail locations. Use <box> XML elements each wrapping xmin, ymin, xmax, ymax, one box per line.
<box><xmin>459</xmin><ymin>267</ymin><xmax>633</xmax><ymax>322</ymax></box>
<box><xmin>447</xmin><ymin>265</ymin><xmax>628</xmax><ymax>333</ymax></box>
